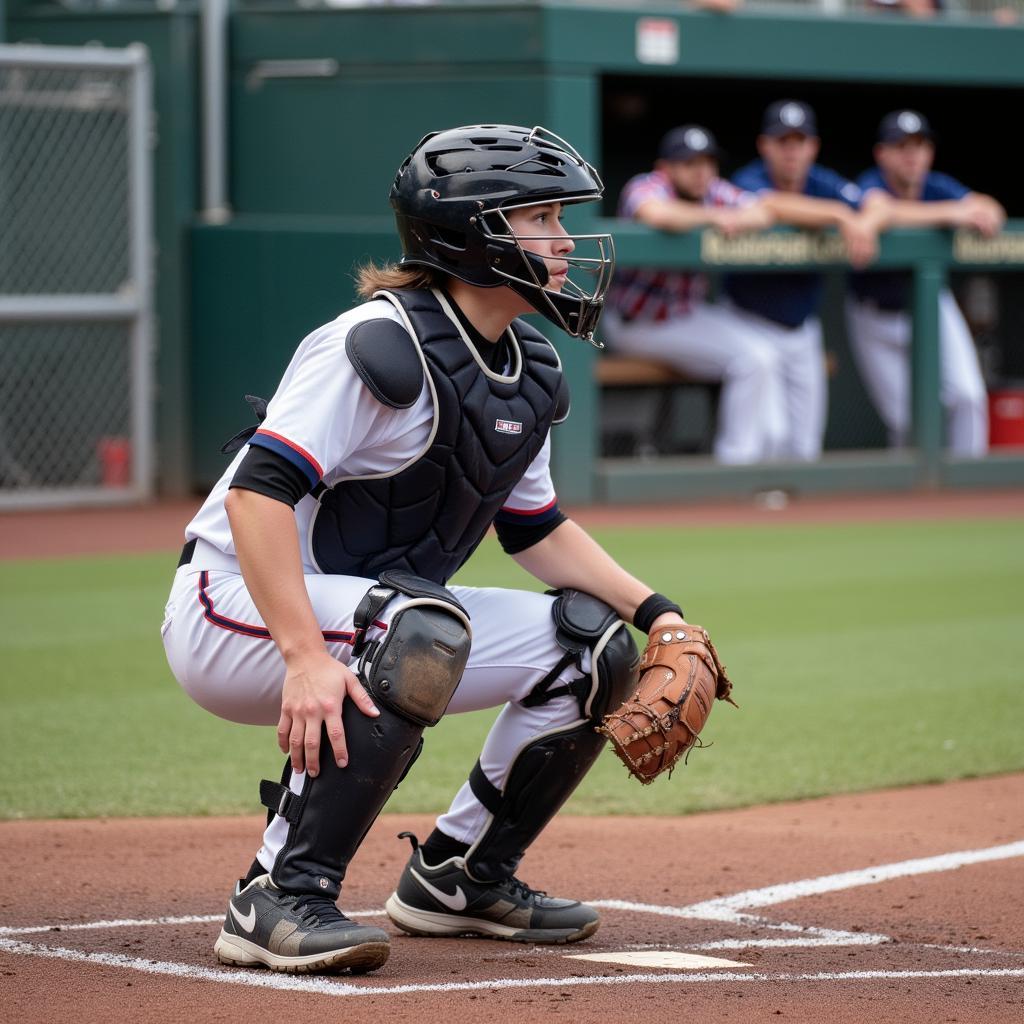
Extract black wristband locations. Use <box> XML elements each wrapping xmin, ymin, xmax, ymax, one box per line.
<box><xmin>633</xmin><ymin>593</ymin><xmax>684</xmax><ymax>634</ymax></box>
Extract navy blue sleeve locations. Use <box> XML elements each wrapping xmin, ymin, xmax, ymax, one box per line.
<box><xmin>731</xmin><ymin>161</ymin><xmax>768</xmax><ymax>192</ymax></box>
<box><xmin>857</xmin><ymin>167</ymin><xmax>889</xmax><ymax>195</ymax></box>
<box><xmin>923</xmin><ymin>172</ymin><xmax>971</xmax><ymax>202</ymax></box>
<box><xmin>494</xmin><ymin>509</ymin><xmax>567</xmax><ymax>554</ymax></box>
<box><xmin>230</xmin><ymin>444</ymin><xmax>312</xmax><ymax>508</ymax></box>
<box><xmin>811</xmin><ymin>166</ymin><xmax>863</xmax><ymax>209</ymax></box>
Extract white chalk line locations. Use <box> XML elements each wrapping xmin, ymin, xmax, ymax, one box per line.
<box><xmin>0</xmin><ymin>909</ymin><xmax>387</xmax><ymax>938</ymax></box>
<box><xmin>2</xmin><ymin>837</ymin><xmax>1022</xmax><ymax>997</ymax></box>
<box><xmin>1</xmin><ymin>938</ymin><xmax>1022</xmax><ymax>997</ymax></box>
<box><xmin>679</xmin><ymin>839</ymin><xmax>1024</xmax><ymax>920</ymax></box>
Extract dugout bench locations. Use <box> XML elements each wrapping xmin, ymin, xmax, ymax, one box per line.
<box><xmin>594</xmin><ymin>356</ymin><xmax>720</xmax><ymax>458</ymax></box>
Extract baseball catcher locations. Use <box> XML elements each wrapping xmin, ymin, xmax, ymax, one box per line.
<box><xmin>600</xmin><ymin>620</ymin><xmax>735</xmax><ymax>783</ymax></box>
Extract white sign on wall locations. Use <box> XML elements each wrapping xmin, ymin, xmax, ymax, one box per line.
<box><xmin>636</xmin><ymin>18</ymin><xmax>679</xmax><ymax>66</ymax></box>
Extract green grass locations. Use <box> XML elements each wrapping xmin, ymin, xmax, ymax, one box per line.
<box><xmin>1</xmin><ymin>516</ymin><xmax>1022</xmax><ymax>820</ymax></box>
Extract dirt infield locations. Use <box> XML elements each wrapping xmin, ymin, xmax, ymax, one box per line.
<box><xmin>2</xmin><ymin>774</ymin><xmax>1022</xmax><ymax>1023</ymax></box>
<box><xmin>1</xmin><ymin>488</ymin><xmax>1023</xmax><ymax>561</ymax></box>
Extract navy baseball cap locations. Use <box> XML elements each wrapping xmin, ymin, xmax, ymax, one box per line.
<box><xmin>658</xmin><ymin>124</ymin><xmax>721</xmax><ymax>162</ymax></box>
<box><xmin>761</xmin><ymin>100</ymin><xmax>818</xmax><ymax>138</ymax></box>
<box><xmin>878</xmin><ymin>109</ymin><xmax>934</xmax><ymax>143</ymax></box>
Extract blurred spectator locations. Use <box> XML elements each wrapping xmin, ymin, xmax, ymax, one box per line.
<box><xmin>688</xmin><ymin>0</ymin><xmax>744</xmax><ymax>11</ymax></box>
<box><xmin>601</xmin><ymin>125</ymin><xmax>783</xmax><ymax>464</ymax></box>
<box><xmin>846</xmin><ymin>110</ymin><xmax>1006</xmax><ymax>456</ymax></box>
<box><xmin>867</xmin><ymin>0</ymin><xmax>940</xmax><ymax>18</ymax></box>
<box><xmin>720</xmin><ymin>100</ymin><xmax>891</xmax><ymax>461</ymax></box>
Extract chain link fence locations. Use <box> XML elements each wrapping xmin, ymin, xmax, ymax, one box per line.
<box><xmin>0</xmin><ymin>44</ymin><xmax>153</xmax><ymax>508</ymax></box>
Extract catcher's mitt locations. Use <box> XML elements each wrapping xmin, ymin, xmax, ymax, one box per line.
<box><xmin>598</xmin><ymin>624</ymin><xmax>735</xmax><ymax>784</ymax></box>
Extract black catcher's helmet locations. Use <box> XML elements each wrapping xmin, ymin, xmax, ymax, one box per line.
<box><xmin>389</xmin><ymin>124</ymin><xmax>615</xmax><ymax>344</ymax></box>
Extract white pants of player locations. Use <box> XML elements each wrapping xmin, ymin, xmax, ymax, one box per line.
<box><xmin>845</xmin><ymin>291</ymin><xmax>988</xmax><ymax>456</ymax></box>
<box><xmin>720</xmin><ymin>302</ymin><xmax>827</xmax><ymax>462</ymax></box>
<box><xmin>161</xmin><ymin>563</ymin><xmax>595</xmax><ymax>876</ymax></box>
<box><xmin>601</xmin><ymin>304</ymin><xmax>784</xmax><ymax>464</ymax></box>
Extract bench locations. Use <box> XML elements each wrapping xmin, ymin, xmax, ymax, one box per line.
<box><xmin>594</xmin><ymin>356</ymin><xmax>719</xmax><ymax>456</ymax></box>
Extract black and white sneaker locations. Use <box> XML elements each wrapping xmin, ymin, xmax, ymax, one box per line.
<box><xmin>385</xmin><ymin>844</ymin><xmax>599</xmax><ymax>944</ymax></box>
<box><xmin>214</xmin><ymin>874</ymin><xmax>390</xmax><ymax>974</ymax></box>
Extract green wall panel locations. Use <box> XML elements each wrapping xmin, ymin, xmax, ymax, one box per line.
<box><xmin>191</xmin><ymin>222</ymin><xmax>396</xmax><ymax>487</ymax></box>
<box><xmin>232</xmin><ymin>73</ymin><xmax>549</xmax><ymax>216</ymax></box>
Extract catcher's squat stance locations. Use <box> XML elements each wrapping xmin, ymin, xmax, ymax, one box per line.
<box><xmin>161</xmin><ymin>125</ymin><xmax>732</xmax><ymax>977</ymax></box>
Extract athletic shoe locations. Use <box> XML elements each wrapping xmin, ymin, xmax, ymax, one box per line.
<box><xmin>213</xmin><ymin>874</ymin><xmax>390</xmax><ymax>974</ymax></box>
<box><xmin>384</xmin><ymin>846</ymin><xmax>599</xmax><ymax>944</ymax></box>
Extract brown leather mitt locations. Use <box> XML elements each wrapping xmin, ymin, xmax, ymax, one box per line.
<box><xmin>598</xmin><ymin>624</ymin><xmax>735</xmax><ymax>784</ymax></box>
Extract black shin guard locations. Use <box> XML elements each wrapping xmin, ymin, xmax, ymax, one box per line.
<box><xmin>465</xmin><ymin>590</ymin><xmax>639</xmax><ymax>883</ymax></box>
<box><xmin>265</xmin><ymin>705</ymin><xmax>424</xmax><ymax>899</ymax></box>
<box><xmin>259</xmin><ymin>572</ymin><xmax>471</xmax><ymax>900</ymax></box>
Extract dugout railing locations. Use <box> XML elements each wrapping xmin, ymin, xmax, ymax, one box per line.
<box><xmin>567</xmin><ymin>221</ymin><xmax>1024</xmax><ymax>503</ymax></box>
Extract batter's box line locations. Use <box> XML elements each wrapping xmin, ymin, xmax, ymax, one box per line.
<box><xmin>593</xmin><ymin>837</ymin><xmax>1024</xmax><ymax>956</ymax></box>
<box><xmin>3</xmin><ymin>838</ymin><xmax>1022</xmax><ymax>962</ymax></box>
<box><xmin>2</xmin><ymin>936</ymin><xmax>1024</xmax><ymax>998</ymax></box>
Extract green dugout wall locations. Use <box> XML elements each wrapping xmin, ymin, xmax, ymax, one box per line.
<box><xmin>10</xmin><ymin>3</ymin><xmax>1024</xmax><ymax>500</ymax></box>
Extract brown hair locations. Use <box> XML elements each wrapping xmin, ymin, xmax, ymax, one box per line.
<box><xmin>355</xmin><ymin>261</ymin><xmax>443</xmax><ymax>299</ymax></box>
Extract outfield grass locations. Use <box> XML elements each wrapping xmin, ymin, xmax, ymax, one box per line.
<box><xmin>1</xmin><ymin>517</ymin><xmax>1022</xmax><ymax>820</ymax></box>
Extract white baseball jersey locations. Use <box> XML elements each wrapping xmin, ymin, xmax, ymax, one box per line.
<box><xmin>185</xmin><ymin>297</ymin><xmax>558</xmax><ymax>574</ymax></box>
<box><xmin>163</xmin><ymin>295</ymin><xmax>592</xmax><ymax>873</ymax></box>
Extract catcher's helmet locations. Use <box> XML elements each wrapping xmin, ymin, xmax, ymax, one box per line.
<box><xmin>390</xmin><ymin>125</ymin><xmax>614</xmax><ymax>344</ymax></box>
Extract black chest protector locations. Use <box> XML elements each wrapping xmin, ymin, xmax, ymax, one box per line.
<box><xmin>309</xmin><ymin>288</ymin><xmax>568</xmax><ymax>584</ymax></box>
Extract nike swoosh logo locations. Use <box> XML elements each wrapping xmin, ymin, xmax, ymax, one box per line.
<box><xmin>229</xmin><ymin>901</ymin><xmax>257</xmax><ymax>933</ymax></box>
<box><xmin>410</xmin><ymin>867</ymin><xmax>468</xmax><ymax>911</ymax></box>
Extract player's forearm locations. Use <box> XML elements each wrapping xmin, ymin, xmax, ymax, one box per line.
<box><xmin>511</xmin><ymin>518</ymin><xmax>662</xmax><ymax>623</ymax></box>
<box><xmin>759</xmin><ymin>192</ymin><xmax>852</xmax><ymax>230</ymax></box>
<box><xmin>883</xmin><ymin>199</ymin><xmax>970</xmax><ymax>229</ymax></box>
<box><xmin>860</xmin><ymin>191</ymin><xmax>893</xmax><ymax>234</ymax></box>
<box><xmin>225</xmin><ymin>487</ymin><xmax>326</xmax><ymax>663</ymax></box>
<box><xmin>635</xmin><ymin>201</ymin><xmax>722</xmax><ymax>233</ymax></box>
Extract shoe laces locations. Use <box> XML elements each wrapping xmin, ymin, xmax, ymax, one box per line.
<box><xmin>290</xmin><ymin>893</ymin><xmax>350</xmax><ymax>927</ymax></box>
<box><xmin>504</xmin><ymin>876</ymin><xmax>546</xmax><ymax>902</ymax></box>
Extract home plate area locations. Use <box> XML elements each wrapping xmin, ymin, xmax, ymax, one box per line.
<box><xmin>3</xmin><ymin>839</ymin><xmax>1024</xmax><ymax>1000</ymax></box>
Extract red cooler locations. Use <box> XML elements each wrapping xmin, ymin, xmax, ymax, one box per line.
<box><xmin>988</xmin><ymin>388</ymin><xmax>1024</xmax><ymax>448</ymax></box>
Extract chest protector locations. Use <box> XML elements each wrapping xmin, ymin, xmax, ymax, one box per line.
<box><xmin>309</xmin><ymin>288</ymin><xmax>567</xmax><ymax>584</ymax></box>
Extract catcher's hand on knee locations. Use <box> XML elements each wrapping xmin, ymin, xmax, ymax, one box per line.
<box><xmin>277</xmin><ymin>651</ymin><xmax>379</xmax><ymax>776</ymax></box>
<box><xmin>599</xmin><ymin>623</ymin><xmax>735</xmax><ymax>784</ymax></box>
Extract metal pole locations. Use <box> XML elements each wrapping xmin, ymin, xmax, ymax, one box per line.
<box><xmin>127</xmin><ymin>44</ymin><xmax>156</xmax><ymax>499</ymax></box>
<box><xmin>201</xmin><ymin>0</ymin><xmax>231</xmax><ymax>223</ymax></box>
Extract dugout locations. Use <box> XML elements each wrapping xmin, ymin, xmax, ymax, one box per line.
<box><xmin>7</xmin><ymin>2</ymin><xmax>1024</xmax><ymax>502</ymax></box>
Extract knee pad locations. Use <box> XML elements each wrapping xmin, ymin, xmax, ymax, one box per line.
<box><xmin>258</xmin><ymin>572</ymin><xmax>470</xmax><ymax>899</ymax></box>
<box><xmin>464</xmin><ymin>591</ymin><xmax>639</xmax><ymax>883</ymax></box>
<box><xmin>354</xmin><ymin>570</ymin><xmax>472</xmax><ymax>727</ymax></box>
<box><xmin>524</xmin><ymin>588</ymin><xmax>639</xmax><ymax>722</ymax></box>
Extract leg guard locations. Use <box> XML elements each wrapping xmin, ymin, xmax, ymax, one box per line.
<box><xmin>262</xmin><ymin>572</ymin><xmax>471</xmax><ymax>899</ymax></box>
<box><xmin>464</xmin><ymin>590</ymin><xmax>639</xmax><ymax>883</ymax></box>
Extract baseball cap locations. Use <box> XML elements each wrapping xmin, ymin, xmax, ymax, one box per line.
<box><xmin>658</xmin><ymin>124</ymin><xmax>721</xmax><ymax>162</ymax></box>
<box><xmin>877</xmin><ymin>109</ymin><xmax>934</xmax><ymax>143</ymax></box>
<box><xmin>761</xmin><ymin>100</ymin><xmax>818</xmax><ymax>138</ymax></box>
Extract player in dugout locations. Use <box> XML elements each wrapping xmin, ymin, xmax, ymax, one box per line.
<box><xmin>846</xmin><ymin>109</ymin><xmax>1005</xmax><ymax>456</ymax></box>
<box><xmin>721</xmin><ymin>100</ymin><xmax>891</xmax><ymax>461</ymax></box>
<box><xmin>600</xmin><ymin>124</ymin><xmax>783</xmax><ymax>465</ymax></box>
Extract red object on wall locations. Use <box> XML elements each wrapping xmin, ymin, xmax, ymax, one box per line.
<box><xmin>98</xmin><ymin>436</ymin><xmax>133</xmax><ymax>487</ymax></box>
<box><xmin>988</xmin><ymin>389</ymin><xmax>1024</xmax><ymax>448</ymax></box>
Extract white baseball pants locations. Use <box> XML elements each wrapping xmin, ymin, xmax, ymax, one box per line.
<box><xmin>845</xmin><ymin>290</ymin><xmax>988</xmax><ymax>456</ymax></box>
<box><xmin>161</xmin><ymin>564</ymin><xmax>593</xmax><ymax>874</ymax></box>
<box><xmin>719</xmin><ymin>302</ymin><xmax>827</xmax><ymax>462</ymax></box>
<box><xmin>600</xmin><ymin>304</ymin><xmax>784</xmax><ymax>464</ymax></box>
